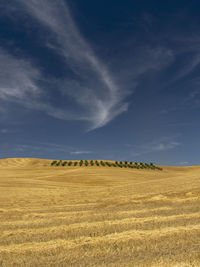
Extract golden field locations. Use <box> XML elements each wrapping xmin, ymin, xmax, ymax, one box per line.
<box><xmin>0</xmin><ymin>158</ymin><xmax>200</xmax><ymax>267</ymax></box>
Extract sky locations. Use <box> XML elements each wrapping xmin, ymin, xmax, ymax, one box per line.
<box><xmin>0</xmin><ymin>0</ymin><xmax>200</xmax><ymax>166</ymax></box>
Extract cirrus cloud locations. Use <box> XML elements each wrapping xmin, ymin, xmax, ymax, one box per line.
<box><xmin>0</xmin><ymin>0</ymin><xmax>175</xmax><ymax>131</ymax></box>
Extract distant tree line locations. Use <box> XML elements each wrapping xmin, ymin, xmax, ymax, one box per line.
<box><xmin>50</xmin><ymin>160</ymin><xmax>162</xmax><ymax>170</ymax></box>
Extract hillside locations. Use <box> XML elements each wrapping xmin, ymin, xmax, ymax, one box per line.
<box><xmin>0</xmin><ymin>158</ymin><xmax>200</xmax><ymax>266</ymax></box>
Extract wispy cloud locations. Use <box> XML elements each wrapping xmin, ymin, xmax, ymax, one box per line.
<box><xmin>129</xmin><ymin>137</ymin><xmax>181</xmax><ymax>156</ymax></box>
<box><xmin>0</xmin><ymin>129</ymin><xmax>8</xmax><ymax>134</ymax></box>
<box><xmin>153</xmin><ymin>141</ymin><xmax>180</xmax><ymax>151</ymax></box>
<box><xmin>179</xmin><ymin>161</ymin><xmax>189</xmax><ymax>165</ymax></box>
<box><xmin>171</xmin><ymin>54</ymin><xmax>200</xmax><ymax>83</ymax></box>
<box><xmin>181</xmin><ymin>77</ymin><xmax>200</xmax><ymax>107</ymax></box>
<box><xmin>1</xmin><ymin>0</ymin><xmax>179</xmax><ymax>130</ymax></box>
<box><xmin>1</xmin><ymin>142</ymin><xmax>93</xmax><ymax>159</ymax></box>
<box><xmin>70</xmin><ymin>151</ymin><xmax>93</xmax><ymax>155</ymax></box>
<box><xmin>0</xmin><ymin>47</ymin><xmax>66</xmax><ymax>119</ymax></box>
<box><xmin>0</xmin><ymin>128</ymin><xmax>14</xmax><ymax>134</ymax></box>
<box><xmin>11</xmin><ymin>142</ymin><xmax>91</xmax><ymax>155</ymax></box>
<box><xmin>13</xmin><ymin>143</ymin><xmax>69</xmax><ymax>153</ymax></box>
<box><xmin>7</xmin><ymin>0</ymin><xmax>130</xmax><ymax>130</ymax></box>
<box><xmin>0</xmin><ymin>47</ymin><xmax>41</xmax><ymax>107</ymax></box>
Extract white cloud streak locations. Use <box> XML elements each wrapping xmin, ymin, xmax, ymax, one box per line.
<box><xmin>10</xmin><ymin>143</ymin><xmax>92</xmax><ymax>157</ymax></box>
<box><xmin>153</xmin><ymin>141</ymin><xmax>180</xmax><ymax>151</ymax></box>
<box><xmin>179</xmin><ymin>161</ymin><xmax>189</xmax><ymax>165</ymax></box>
<box><xmin>171</xmin><ymin>54</ymin><xmax>200</xmax><ymax>83</ymax></box>
<box><xmin>0</xmin><ymin>48</ymin><xmax>78</xmax><ymax>122</ymax></box>
<box><xmin>0</xmin><ymin>47</ymin><xmax>41</xmax><ymax>105</ymax></box>
<box><xmin>1</xmin><ymin>0</ymin><xmax>177</xmax><ymax>130</ymax></box>
<box><xmin>0</xmin><ymin>129</ymin><xmax>9</xmax><ymax>134</ymax></box>
<box><xmin>129</xmin><ymin>137</ymin><xmax>181</xmax><ymax>156</ymax></box>
<box><xmin>12</xmin><ymin>0</ymin><xmax>130</xmax><ymax>130</ymax></box>
<box><xmin>70</xmin><ymin>151</ymin><xmax>92</xmax><ymax>155</ymax></box>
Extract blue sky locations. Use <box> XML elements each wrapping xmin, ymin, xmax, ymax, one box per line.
<box><xmin>0</xmin><ymin>0</ymin><xmax>200</xmax><ymax>166</ymax></box>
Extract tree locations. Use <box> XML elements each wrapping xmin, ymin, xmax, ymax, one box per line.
<box><xmin>116</xmin><ymin>162</ymin><xmax>122</xmax><ymax>168</ymax></box>
<box><xmin>106</xmin><ymin>162</ymin><xmax>111</xmax><ymax>167</ymax></box>
<box><xmin>85</xmin><ymin>160</ymin><xmax>88</xmax><ymax>166</ymax></box>
<box><xmin>95</xmin><ymin>160</ymin><xmax>99</xmax><ymax>166</ymax></box>
<box><xmin>90</xmin><ymin>160</ymin><xmax>94</xmax><ymax>166</ymax></box>
<box><xmin>57</xmin><ymin>160</ymin><xmax>62</xmax><ymax>166</ymax></box>
<box><xmin>144</xmin><ymin>163</ymin><xmax>149</xmax><ymax>168</ymax></box>
<box><xmin>100</xmin><ymin>161</ymin><xmax>105</xmax><ymax>166</ymax></box>
<box><xmin>80</xmin><ymin>160</ymin><xmax>83</xmax><ymax>166</ymax></box>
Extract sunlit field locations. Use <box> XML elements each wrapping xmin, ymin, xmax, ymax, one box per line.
<box><xmin>0</xmin><ymin>158</ymin><xmax>200</xmax><ymax>267</ymax></box>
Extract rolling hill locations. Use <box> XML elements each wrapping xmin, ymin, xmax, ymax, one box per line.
<box><xmin>0</xmin><ymin>158</ymin><xmax>200</xmax><ymax>266</ymax></box>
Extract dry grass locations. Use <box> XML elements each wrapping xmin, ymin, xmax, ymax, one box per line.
<box><xmin>0</xmin><ymin>158</ymin><xmax>200</xmax><ymax>267</ymax></box>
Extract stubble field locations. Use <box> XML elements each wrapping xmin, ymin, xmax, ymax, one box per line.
<box><xmin>0</xmin><ymin>158</ymin><xmax>200</xmax><ymax>267</ymax></box>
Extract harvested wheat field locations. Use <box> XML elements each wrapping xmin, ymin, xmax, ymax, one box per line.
<box><xmin>0</xmin><ymin>158</ymin><xmax>200</xmax><ymax>267</ymax></box>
